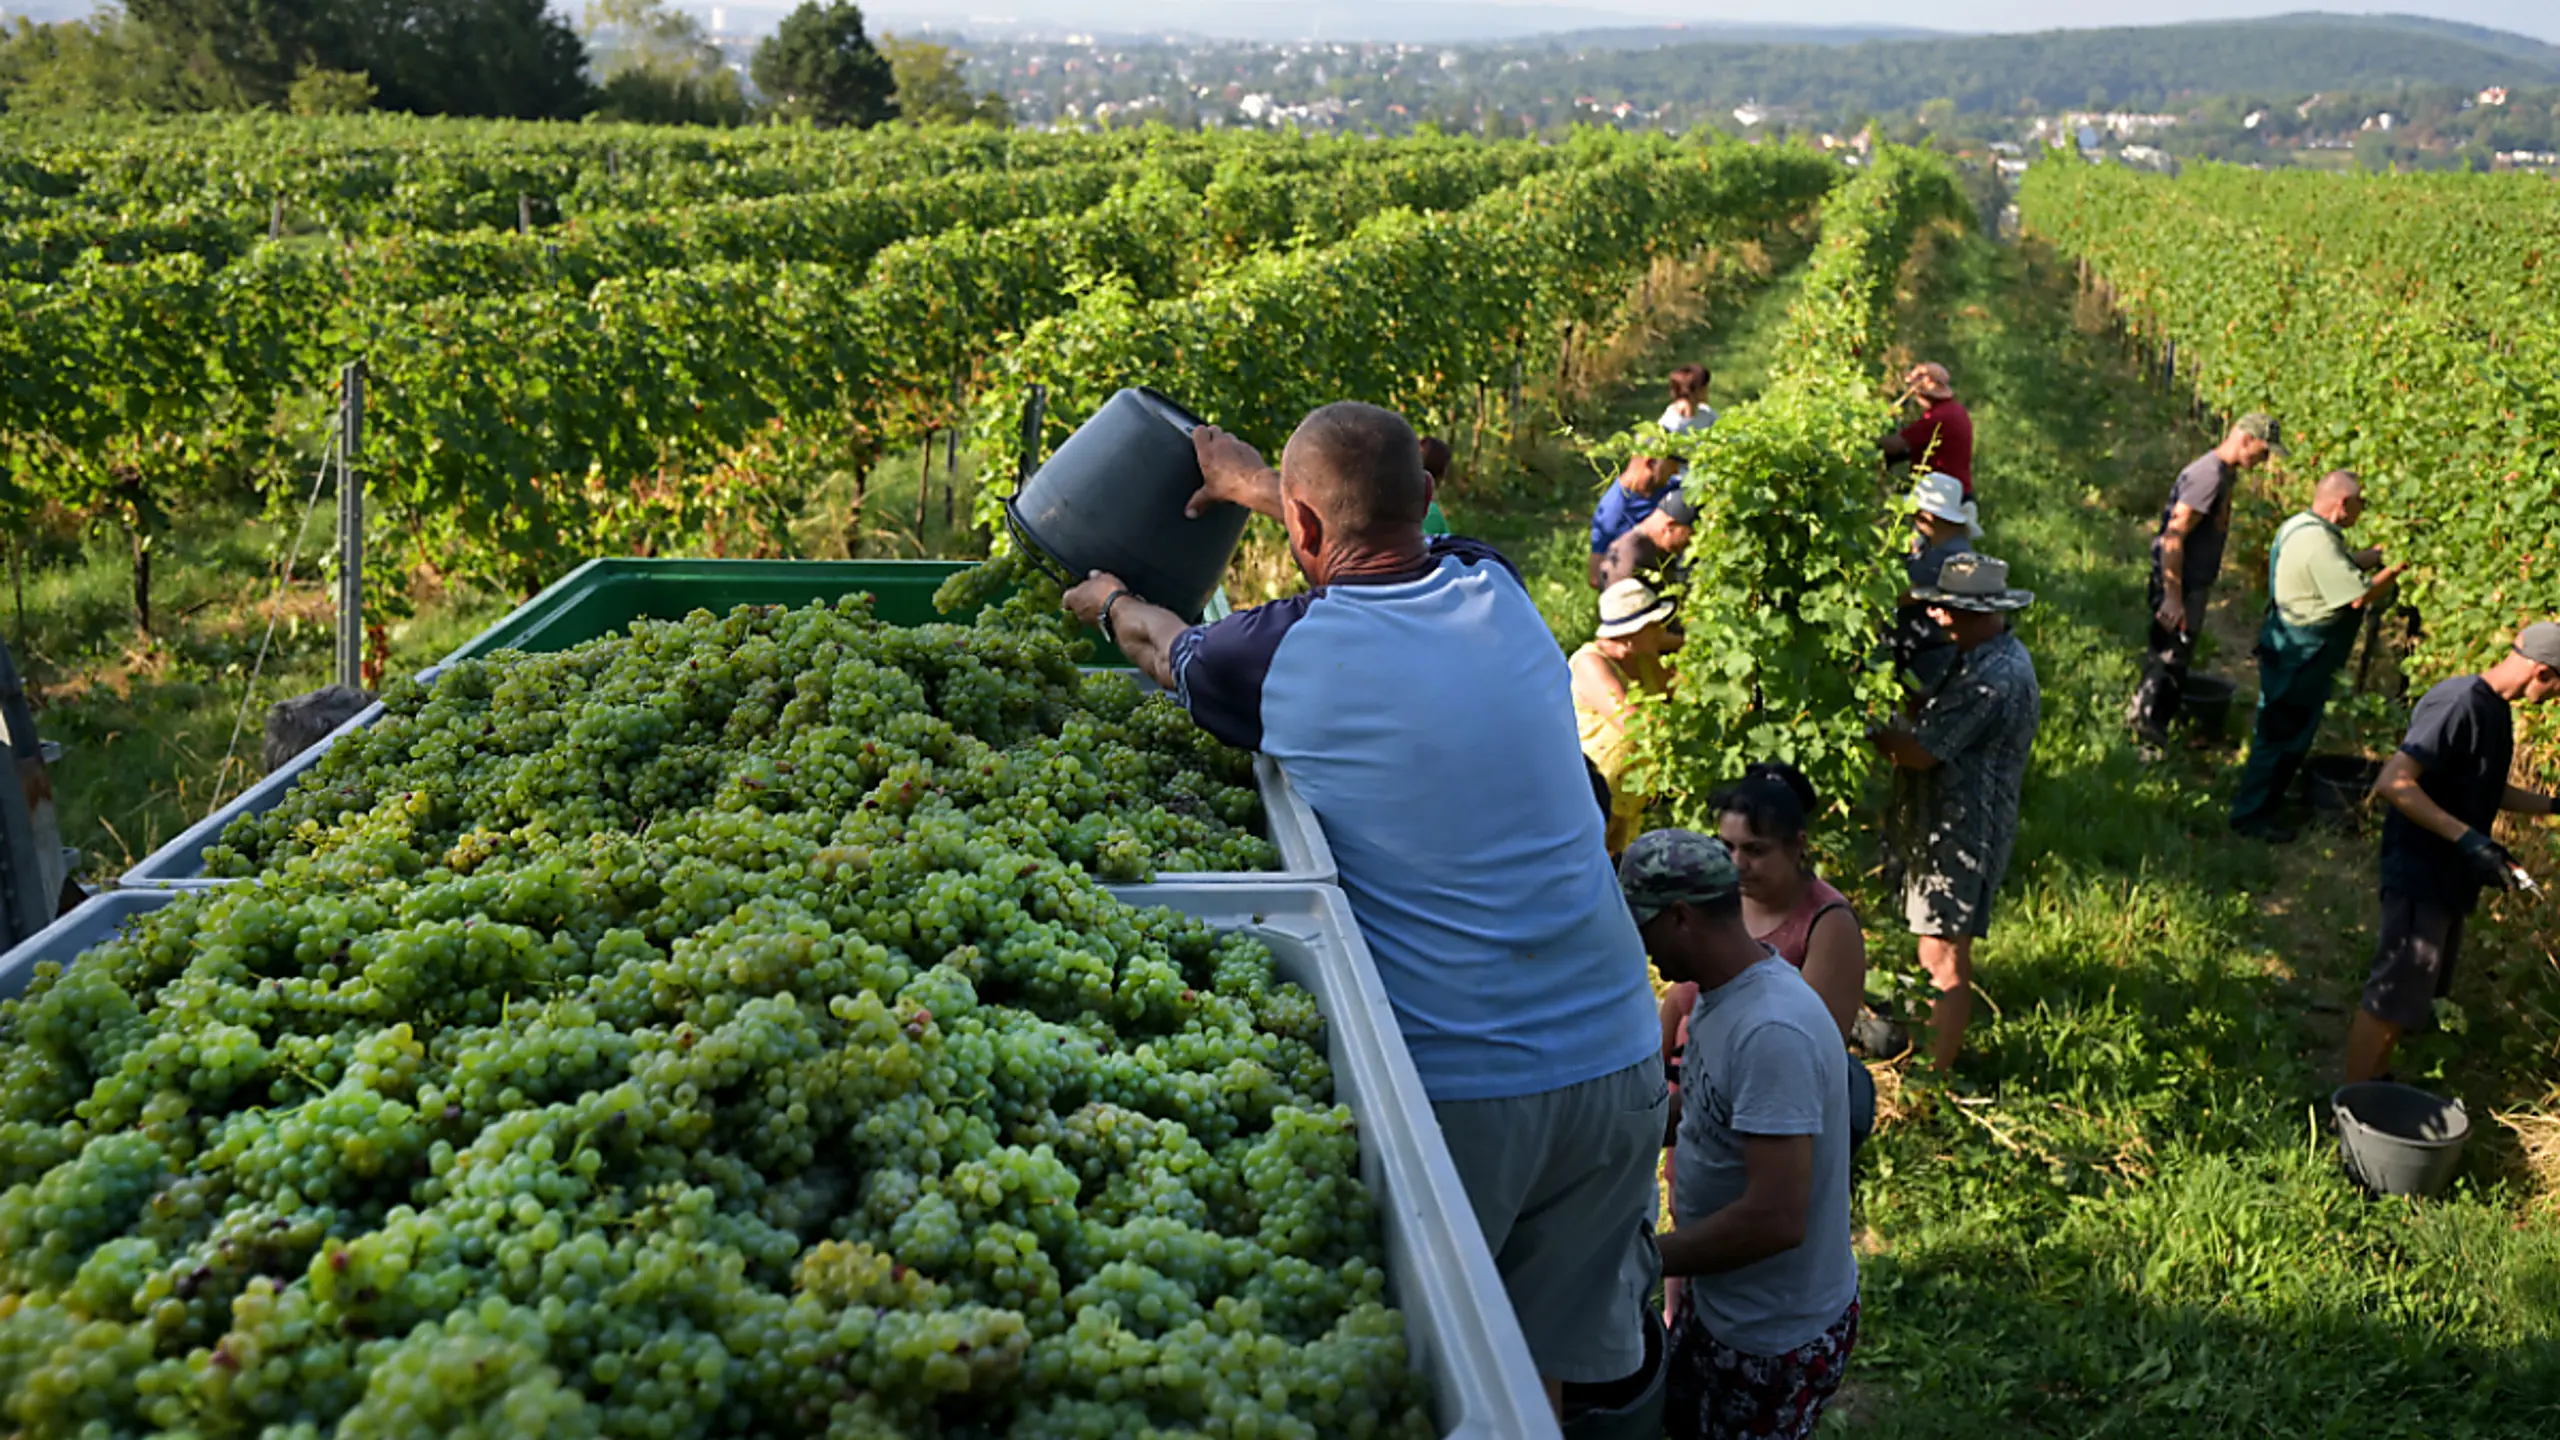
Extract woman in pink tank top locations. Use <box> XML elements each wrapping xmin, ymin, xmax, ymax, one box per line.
<box><xmin>1657</xmin><ymin>763</ymin><xmax>1869</xmax><ymax>1323</ymax></box>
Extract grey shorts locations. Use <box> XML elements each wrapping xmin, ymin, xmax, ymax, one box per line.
<box><xmin>1433</xmin><ymin>1057</ymin><xmax>1667</xmax><ymax>1384</ymax></box>
<box><xmin>1903</xmin><ymin>861</ymin><xmax>2002</xmax><ymax>939</ymax></box>
<box><xmin>2362</xmin><ymin>890</ymin><xmax>2467</xmax><ymax>1031</ymax></box>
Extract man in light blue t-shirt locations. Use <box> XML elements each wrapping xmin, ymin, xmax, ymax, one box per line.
<box><xmin>1621</xmin><ymin>829</ymin><xmax>1859</xmax><ymax>1440</ymax></box>
<box><xmin>1065</xmin><ymin>401</ymin><xmax>1664</xmax><ymax>1414</ymax></box>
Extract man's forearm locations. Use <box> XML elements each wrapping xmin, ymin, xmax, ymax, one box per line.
<box><xmin>2157</xmin><ymin>538</ymin><xmax>2187</xmax><ymax>592</ymax></box>
<box><xmin>2380</xmin><ymin>773</ymin><xmax>2472</xmax><ymax>844</ymax></box>
<box><xmin>2503</xmin><ymin>785</ymin><xmax>2559</xmax><ymax>818</ymax></box>
<box><xmin>1872</xmin><ymin>724</ymin><xmax>1939</xmax><ymax>772</ymax></box>
<box><xmin>1226</xmin><ymin>467</ymin><xmax>1285</xmax><ymax>521</ymax></box>
<box><xmin>1657</xmin><ymin>1201</ymin><xmax>1804</xmax><ymax>1279</ymax></box>
<box><xmin>1109</xmin><ymin>602</ymin><xmax>1187</xmax><ymax>691</ymax></box>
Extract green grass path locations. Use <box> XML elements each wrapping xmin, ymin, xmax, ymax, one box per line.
<box><xmin>1841</xmin><ymin>236</ymin><xmax>2560</xmax><ymax>1438</ymax></box>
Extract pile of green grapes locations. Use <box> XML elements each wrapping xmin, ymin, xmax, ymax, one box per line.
<box><xmin>204</xmin><ymin>571</ymin><xmax>1277</xmax><ymax>883</ymax></box>
<box><xmin>0</xmin><ymin>826</ymin><xmax>1434</xmax><ymax>1437</ymax></box>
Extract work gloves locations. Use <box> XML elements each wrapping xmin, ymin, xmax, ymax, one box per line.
<box><xmin>2457</xmin><ymin>830</ymin><xmax>2519</xmax><ymax>891</ymax></box>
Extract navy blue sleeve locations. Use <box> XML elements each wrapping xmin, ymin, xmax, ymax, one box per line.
<box><xmin>1429</xmin><ymin>535</ymin><xmax>1525</xmax><ymax>585</ymax></box>
<box><xmin>1171</xmin><ymin>596</ymin><xmax>1313</xmax><ymax>753</ymax></box>
<box><xmin>2398</xmin><ymin>679</ymin><xmax>2471</xmax><ymax>771</ymax></box>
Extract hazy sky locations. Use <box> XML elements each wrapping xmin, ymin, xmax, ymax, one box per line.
<box><xmin>1661</xmin><ymin>2</ymin><xmax>2560</xmax><ymax>42</ymax></box>
<box><xmin>850</xmin><ymin>1</ymin><xmax>2560</xmax><ymax>44</ymax></box>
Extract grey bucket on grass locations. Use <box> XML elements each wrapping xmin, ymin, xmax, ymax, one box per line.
<box><xmin>2333</xmin><ymin>1081</ymin><xmax>2470</xmax><ymax>1198</ymax></box>
<box><xmin>1003</xmin><ymin>386</ymin><xmax>1249</xmax><ymax>624</ymax></box>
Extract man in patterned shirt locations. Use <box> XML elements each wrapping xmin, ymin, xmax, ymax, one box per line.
<box><xmin>1870</xmin><ymin>554</ymin><xmax>2042</xmax><ymax>1070</ymax></box>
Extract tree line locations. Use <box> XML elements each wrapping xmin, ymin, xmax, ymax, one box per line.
<box><xmin>0</xmin><ymin>0</ymin><xmax>1007</xmax><ymax>127</ymax></box>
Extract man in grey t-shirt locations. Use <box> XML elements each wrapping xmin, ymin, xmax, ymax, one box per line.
<box><xmin>1621</xmin><ymin>830</ymin><xmax>1859</xmax><ymax>1440</ymax></box>
<box><xmin>2129</xmin><ymin>412</ymin><xmax>2283</xmax><ymax>745</ymax></box>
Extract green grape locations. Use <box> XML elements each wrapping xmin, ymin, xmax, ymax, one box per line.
<box><xmin>0</xmin><ymin>678</ymin><xmax>1434</xmax><ymax>1437</ymax></box>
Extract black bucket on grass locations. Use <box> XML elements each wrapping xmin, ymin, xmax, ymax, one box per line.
<box><xmin>2333</xmin><ymin>1081</ymin><xmax>2470</xmax><ymax>1198</ymax></box>
<box><xmin>1003</xmin><ymin>387</ymin><xmax>1248</xmax><ymax>623</ymax></box>
<box><xmin>2304</xmin><ymin>754</ymin><xmax>2381</xmax><ymax>814</ymax></box>
<box><xmin>2180</xmin><ymin>673</ymin><xmax>2237</xmax><ymax>738</ymax></box>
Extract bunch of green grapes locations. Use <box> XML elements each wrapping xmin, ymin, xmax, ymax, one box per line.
<box><xmin>0</xmin><ymin>834</ymin><xmax>1436</xmax><ymax>1437</ymax></box>
<box><xmin>203</xmin><ymin>582</ymin><xmax>1278</xmax><ymax>886</ymax></box>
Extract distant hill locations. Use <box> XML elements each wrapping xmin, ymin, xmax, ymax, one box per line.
<box><xmin>1500</xmin><ymin>23</ymin><xmax>1941</xmax><ymax>51</ymax></box>
<box><xmin>1474</xmin><ymin>13</ymin><xmax>2560</xmax><ymax>116</ymax></box>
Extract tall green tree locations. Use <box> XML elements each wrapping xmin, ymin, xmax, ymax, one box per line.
<box><xmin>111</xmin><ymin>0</ymin><xmax>588</xmax><ymax>116</ymax></box>
<box><xmin>117</xmin><ymin>0</ymin><xmax>313</xmax><ymax>106</ymax></box>
<box><xmin>325</xmin><ymin>0</ymin><xmax>591</xmax><ymax>118</ymax></box>
<box><xmin>751</xmin><ymin>1</ymin><xmax>894</xmax><ymax>128</ymax></box>
<box><xmin>878</xmin><ymin>34</ymin><xmax>1006</xmax><ymax>126</ymax></box>
<box><xmin>584</xmin><ymin>0</ymin><xmax>746</xmax><ymax>125</ymax></box>
<box><xmin>0</xmin><ymin>13</ymin><xmax>196</xmax><ymax>113</ymax></box>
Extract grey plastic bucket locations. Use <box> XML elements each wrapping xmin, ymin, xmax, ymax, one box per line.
<box><xmin>1004</xmin><ymin>387</ymin><xmax>1249</xmax><ymax>623</ymax></box>
<box><xmin>2180</xmin><ymin>672</ymin><xmax>2237</xmax><ymax>737</ymax></box>
<box><xmin>2333</xmin><ymin>1081</ymin><xmax>2470</xmax><ymax>1198</ymax></box>
<box><xmin>1562</xmin><ymin>1299</ymin><xmax>1668</xmax><ymax>1440</ymax></box>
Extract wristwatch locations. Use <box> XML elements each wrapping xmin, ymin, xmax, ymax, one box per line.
<box><xmin>1097</xmin><ymin>588</ymin><xmax>1134</xmax><ymax>648</ymax></box>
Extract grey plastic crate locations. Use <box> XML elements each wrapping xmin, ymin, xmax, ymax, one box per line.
<box><xmin>1111</xmin><ymin>883</ymin><xmax>1556</xmax><ymax>1439</ymax></box>
<box><xmin>122</xmin><ymin>677</ymin><xmax>1330</xmax><ymax>889</ymax></box>
<box><xmin>0</xmin><ymin>889</ymin><xmax>175</xmax><ymax>1001</ymax></box>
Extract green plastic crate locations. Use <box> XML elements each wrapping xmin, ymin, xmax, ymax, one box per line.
<box><xmin>439</xmin><ymin>558</ymin><xmax>1131</xmax><ymax>669</ymax></box>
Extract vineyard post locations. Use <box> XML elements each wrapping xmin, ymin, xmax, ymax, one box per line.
<box><xmin>915</xmin><ymin>430</ymin><xmax>936</xmax><ymax>544</ymax></box>
<box><xmin>944</xmin><ymin>375</ymin><xmax>961</xmax><ymax>530</ymax></box>
<box><xmin>1017</xmin><ymin>385</ymin><xmax>1048</xmax><ymax>487</ymax></box>
<box><xmin>269</xmin><ymin>198</ymin><xmax>283</xmax><ymax>241</ymax></box>
<box><xmin>518</xmin><ymin>195</ymin><xmax>532</xmax><ymax>235</ymax></box>
<box><xmin>336</xmin><ymin>362</ymin><xmax>365</xmax><ymax>693</ymax></box>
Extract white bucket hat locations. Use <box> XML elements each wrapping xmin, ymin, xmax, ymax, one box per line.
<box><xmin>1911</xmin><ymin>471</ymin><xmax>1980</xmax><ymax>539</ymax></box>
<box><xmin>1596</xmin><ymin>578</ymin><xmax>1677</xmax><ymax>638</ymax></box>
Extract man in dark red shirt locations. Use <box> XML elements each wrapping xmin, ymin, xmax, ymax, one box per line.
<box><xmin>1878</xmin><ymin>362</ymin><xmax>1973</xmax><ymax>496</ymax></box>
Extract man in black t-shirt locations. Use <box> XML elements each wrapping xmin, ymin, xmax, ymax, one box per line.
<box><xmin>2128</xmin><ymin>413</ymin><xmax>2282</xmax><ymax>747</ymax></box>
<box><xmin>2345</xmin><ymin>622</ymin><xmax>2560</xmax><ymax>1083</ymax></box>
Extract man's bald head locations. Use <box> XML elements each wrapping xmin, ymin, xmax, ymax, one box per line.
<box><xmin>1280</xmin><ymin>402</ymin><xmax>1432</xmax><ymax>543</ymax></box>
<box><xmin>2312</xmin><ymin>468</ymin><xmax>2365</xmax><ymax>526</ymax></box>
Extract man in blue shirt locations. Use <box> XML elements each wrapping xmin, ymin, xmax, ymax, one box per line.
<box><xmin>1064</xmin><ymin>401</ymin><xmax>1666</xmax><ymax>1414</ymax></box>
<box><xmin>1588</xmin><ymin>453</ymin><xmax>1678</xmax><ymax>588</ymax></box>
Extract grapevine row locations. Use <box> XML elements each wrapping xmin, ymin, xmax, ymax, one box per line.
<box><xmin>0</xmin><ymin>134</ymin><xmax>1559</xmax><ymax>593</ymax></box>
<box><xmin>968</xmin><ymin>135</ymin><xmax>1844</xmax><ymax>504</ymax></box>
<box><xmin>1618</xmin><ymin>146</ymin><xmax>1971</xmax><ymax>816</ymax></box>
<box><xmin>2017</xmin><ymin>159</ymin><xmax>2560</xmax><ymax>682</ymax></box>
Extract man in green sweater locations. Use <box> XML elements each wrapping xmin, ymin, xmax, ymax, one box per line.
<box><xmin>2229</xmin><ymin>470</ymin><xmax>2404</xmax><ymax>842</ymax></box>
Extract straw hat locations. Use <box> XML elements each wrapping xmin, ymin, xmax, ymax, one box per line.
<box><xmin>1909</xmin><ymin>553</ymin><xmax>2034</xmax><ymax>613</ymax></box>
<box><xmin>1596</xmin><ymin>578</ymin><xmax>1677</xmax><ymax>638</ymax></box>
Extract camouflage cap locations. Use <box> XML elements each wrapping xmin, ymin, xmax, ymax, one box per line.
<box><xmin>2235</xmin><ymin>412</ymin><xmax>2288</xmax><ymax>456</ymax></box>
<box><xmin>1617</xmin><ymin>828</ymin><xmax>1741</xmax><ymax>927</ymax></box>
